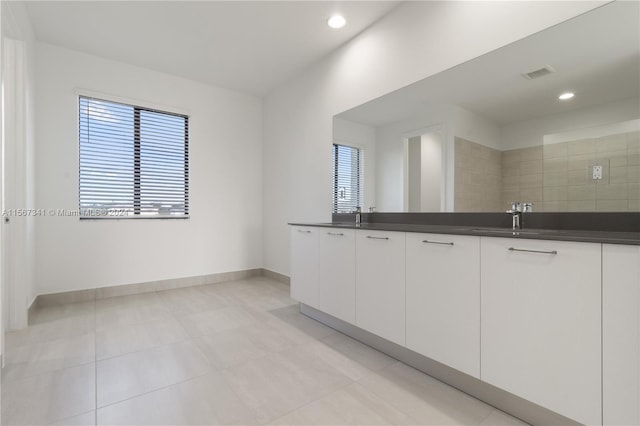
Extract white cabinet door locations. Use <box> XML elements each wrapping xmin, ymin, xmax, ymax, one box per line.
<box><xmin>319</xmin><ymin>228</ymin><xmax>356</xmax><ymax>324</ymax></box>
<box><xmin>406</xmin><ymin>233</ymin><xmax>480</xmax><ymax>378</ymax></box>
<box><xmin>481</xmin><ymin>237</ymin><xmax>601</xmax><ymax>425</ymax></box>
<box><xmin>603</xmin><ymin>244</ymin><xmax>640</xmax><ymax>426</ymax></box>
<box><xmin>355</xmin><ymin>230</ymin><xmax>406</xmax><ymax>346</ymax></box>
<box><xmin>290</xmin><ymin>226</ymin><xmax>319</xmax><ymax>308</ymax></box>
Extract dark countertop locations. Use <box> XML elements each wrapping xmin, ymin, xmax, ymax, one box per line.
<box><xmin>289</xmin><ymin>222</ymin><xmax>640</xmax><ymax>245</ymax></box>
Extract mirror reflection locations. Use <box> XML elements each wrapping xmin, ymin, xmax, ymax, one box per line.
<box><xmin>333</xmin><ymin>1</ymin><xmax>639</xmax><ymax>213</ymax></box>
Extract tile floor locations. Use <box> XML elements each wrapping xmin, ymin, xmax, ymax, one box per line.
<box><xmin>1</xmin><ymin>277</ymin><xmax>528</xmax><ymax>425</ymax></box>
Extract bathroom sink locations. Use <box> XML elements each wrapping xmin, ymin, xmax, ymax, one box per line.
<box><xmin>471</xmin><ymin>228</ymin><xmax>542</xmax><ymax>235</ymax></box>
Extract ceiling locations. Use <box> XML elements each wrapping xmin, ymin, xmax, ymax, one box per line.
<box><xmin>338</xmin><ymin>1</ymin><xmax>640</xmax><ymax>128</ymax></box>
<box><xmin>24</xmin><ymin>1</ymin><xmax>401</xmax><ymax>96</ymax></box>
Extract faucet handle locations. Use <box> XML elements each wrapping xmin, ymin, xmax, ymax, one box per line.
<box><xmin>522</xmin><ymin>202</ymin><xmax>533</xmax><ymax>213</ymax></box>
<box><xmin>507</xmin><ymin>201</ymin><xmax>521</xmax><ymax>213</ymax></box>
<box><xmin>353</xmin><ymin>206</ymin><xmax>361</xmax><ymax>214</ymax></box>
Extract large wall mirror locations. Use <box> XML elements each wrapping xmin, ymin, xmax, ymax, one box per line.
<box><xmin>333</xmin><ymin>1</ymin><xmax>639</xmax><ymax>213</ymax></box>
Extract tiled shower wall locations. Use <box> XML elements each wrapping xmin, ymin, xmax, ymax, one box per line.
<box><xmin>454</xmin><ymin>131</ymin><xmax>640</xmax><ymax>212</ymax></box>
<box><xmin>503</xmin><ymin>131</ymin><xmax>639</xmax><ymax>212</ymax></box>
<box><xmin>501</xmin><ymin>146</ymin><xmax>543</xmax><ymax>211</ymax></box>
<box><xmin>454</xmin><ymin>137</ymin><xmax>503</xmax><ymax>212</ymax></box>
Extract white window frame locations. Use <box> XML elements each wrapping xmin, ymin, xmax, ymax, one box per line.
<box><xmin>332</xmin><ymin>142</ymin><xmax>364</xmax><ymax>213</ymax></box>
<box><xmin>77</xmin><ymin>91</ymin><xmax>190</xmax><ymax>219</ymax></box>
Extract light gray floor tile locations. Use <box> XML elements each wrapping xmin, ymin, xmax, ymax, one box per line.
<box><xmin>29</xmin><ymin>301</ymin><xmax>95</xmax><ymax>326</ymax></box>
<box><xmin>203</xmin><ymin>280</ymin><xmax>287</xmax><ymax>306</ymax></box>
<box><xmin>97</xmin><ymin>372</ymin><xmax>259</xmax><ymax>425</ymax></box>
<box><xmin>479</xmin><ymin>409</ymin><xmax>530</xmax><ymax>426</ymax></box>
<box><xmin>261</xmin><ymin>307</ymin><xmax>337</xmax><ymax>345</ymax></box>
<box><xmin>95</xmin><ymin>303</ymin><xmax>172</xmax><ymax>330</ymax></box>
<box><xmin>228</xmin><ymin>321</ymin><xmax>307</xmax><ymax>353</ymax></box>
<box><xmin>222</xmin><ymin>348</ymin><xmax>353</xmax><ymax>423</ymax></box>
<box><xmin>267</xmin><ymin>408</ymin><xmax>316</xmax><ymax>426</ymax></box>
<box><xmin>320</xmin><ymin>332</ymin><xmax>397</xmax><ymax>372</ymax></box>
<box><xmin>290</xmin><ymin>340</ymin><xmax>377</xmax><ymax>381</ymax></box>
<box><xmin>239</xmin><ymin>292</ymin><xmax>297</xmax><ymax>311</ymax></box>
<box><xmin>96</xmin><ymin>317</ymin><xmax>189</xmax><ymax>360</ymax></box>
<box><xmin>5</xmin><ymin>314</ymin><xmax>95</xmax><ymax>349</ymax></box>
<box><xmin>48</xmin><ymin>411</ymin><xmax>96</xmax><ymax>426</ymax></box>
<box><xmin>6</xmin><ymin>276</ymin><xmax>532</xmax><ymax>426</ymax></box>
<box><xmin>219</xmin><ymin>281</ymin><xmax>296</xmax><ymax>311</ymax></box>
<box><xmin>358</xmin><ymin>362</ymin><xmax>494</xmax><ymax>425</ymax></box>
<box><xmin>192</xmin><ymin>328</ymin><xmax>269</xmax><ymax>370</ymax></box>
<box><xmin>270</xmin><ymin>382</ymin><xmax>416</xmax><ymax>425</ymax></box>
<box><xmin>176</xmin><ymin>305</ymin><xmax>260</xmax><ymax>337</ymax></box>
<box><xmin>1</xmin><ymin>363</ymin><xmax>95</xmax><ymax>426</ymax></box>
<box><xmin>3</xmin><ymin>332</ymin><xmax>95</xmax><ymax>382</ymax></box>
<box><xmin>96</xmin><ymin>340</ymin><xmax>211</xmax><ymax>407</ymax></box>
<box><xmin>95</xmin><ymin>292</ymin><xmax>164</xmax><ymax>313</ymax></box>
<box><xmin>157</xmin><ymin>286</ymin><xmax>228</xmax><ymax>316</ymax></box>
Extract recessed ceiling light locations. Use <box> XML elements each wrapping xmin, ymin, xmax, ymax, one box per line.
<box><xmin>327</xmin><ymin>15</ymin><xmax>346</xmax><ymax>29</ymax></box>
<box><xmin>559</xmin><ymin>92</ymin><xmax>575</xmax><ymax>100</ymax></box>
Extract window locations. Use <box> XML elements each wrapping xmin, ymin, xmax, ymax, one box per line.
<box><xmin>332</xmin><ymin>143</ymin><xmax>363</xmax><ymax>213</ymax></box>
<box><xmin>79</xmin><ymin>96</ymin><xmax>189</xmax><ymax>218</ymax></box>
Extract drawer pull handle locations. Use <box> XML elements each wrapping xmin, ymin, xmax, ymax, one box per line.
<box><xmin>366</xmin><ymin>236</ymin><xmax>389</xmax><ymax>240</ymax></box>
<box><xmin>509</xmin><ymin>247</ymin><xmax>557</xmax><ymax>255</ymax></box>
<box><xmin>422</xmin><ymin>240</ymin><xmax>454</xmax><ymax>246</ymax></box>
<box><xmin>327</xmin><ymin>232</ymin><xmax>344</xmax><ymax>236</ymax></box>
<box><xmin>297</xmin><ymin>229</ymin><xmax>311</xmax><ymax>233</ymax></box>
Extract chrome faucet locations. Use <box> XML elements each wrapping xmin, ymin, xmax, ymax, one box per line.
<box><xmin>506</xmin><ymin>202</ymin><xmax>522</xmax><ymax>230</ymax></box>
<box><xmin>353</xmin><ymin>206</ymin><xmax>361</xmax><ymax>226</ymax></box>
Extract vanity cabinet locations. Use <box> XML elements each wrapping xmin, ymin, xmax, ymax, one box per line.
<box><xmin>480</xmin><ymin>237</ymin><xmax>602</xmax><ymax>426</ymax></box>
<box><xmin>290</xmin><ymin>223</ymin><xmax>639</xmax><ymax>425</ymax></box>
<box><xmin>603</xmin><ymin>244</ymin><xmax>640</xmax><ymax>425</ymax></box>
<box><xmin>355</xmin><ymin>230</ymin><xmax>406</xmax><ymax>346</ymax></box>
<box><xmin>318</xmin><ymin>228</ymin><xmax>356</xmax><ymax>324</ymax></box>
<box><xmin>290</xmin><ymin>226</ymin><xmax>319</xmax><ymax>308</ymax></box>
<box><xmin>406</xmin><ymin>233</ymin><xmax>480</xmax><ymax>378</ymax></box>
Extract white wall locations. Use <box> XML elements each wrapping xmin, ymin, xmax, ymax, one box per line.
<box><xmin>420</xmin><ymin>132</ymin><xmax>443</xmax><ymax>212</ymax></box>
<box><xmin>502</xmin><ymin>96</ymin><xmax>640</xmax><ymax>150</ymax></box>
<box><xmin>374</xmin><ymin>103</ymin><xmax>502</xmax><ymax>212</ymax></box>
<box><xmin>263</xmin><ymin>1</ymin><xmax>605</xmax><ymax>276</ymax></box>
<box><xmin>407</xmin><ymin>136</ymin><xmax>421</xmax><ymax>212</ymax></box>
<box><xmin>1</xmin><ymin>0</ymin><xmax>36</xmax><ymax>326</ymax></box>
<box><xmin>451</xmin><ymin>106</ymin><xmax>502</xmax><ymax>151</ymax></box>
<box><xmin>35</xmin><ymin>43</ymin><xmax>263</xmax><ymax>295</ymax></box>
<box><xmin>544</xmin><ymin>118</ymin><xmax>640</xmax><ymax>145</ymax></box>
<box><xmin>375</xmin><ymin>105</ymin><xmax>451</xmax><ymax>212</ymax></box>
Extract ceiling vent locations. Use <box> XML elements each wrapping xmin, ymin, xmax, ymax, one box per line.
<box><xmin>522</xmin><ymin>65</ymin><xmax>556</xmax><ymax>80</ymax></box>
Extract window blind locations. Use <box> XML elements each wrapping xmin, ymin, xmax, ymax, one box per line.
<box><xmin>79</xmin><ymin>96</ymin><xmax>189</xmax><ymax>218</ymax></box>
<box><xmin>332</xmin><ymin>143</ymin><xmax>363</xmax><ymax>213</ymax></box>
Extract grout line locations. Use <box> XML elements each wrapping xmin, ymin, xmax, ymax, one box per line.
<box><xmin>50</xmin><ymin>409</ymin><xmax>96</xmax><ymax>426</ymax></box>
<box><xmin>10</xmin><ymin>277</ymin><xmax>292</xmax><ymax>426</ymax></box>
<box><xmin>95</xmin><ymin>333</ymin><xmax>194</xmax><ymax>363</ymax></box>
<box><xmin>477</xmin><ymin>409</ymin><xmax>494</xmax><ymax>425</ymax></box>
<box><xmin>1</xmin><ymin>357</ymin><xmax>97</xmax><ymax>385</ymax></box>
<box><xmin>94</xmin><ymin>368</ymin><xmax>214</xmax><ymax>412</ymax></box>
